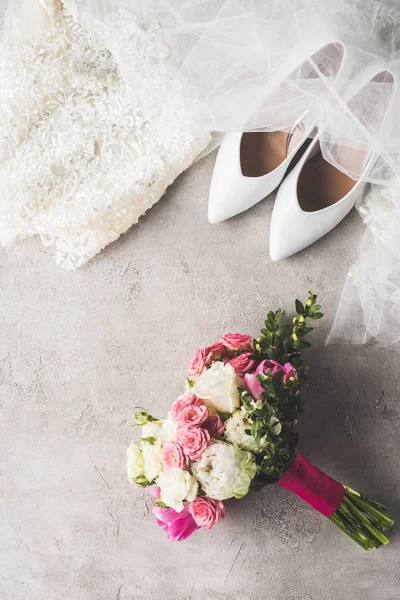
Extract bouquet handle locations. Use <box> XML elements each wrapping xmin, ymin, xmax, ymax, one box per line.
<box><xmin>277</xmin><ymin>454</ymin><xmax>394</xmax><ymax>551</ymax></box>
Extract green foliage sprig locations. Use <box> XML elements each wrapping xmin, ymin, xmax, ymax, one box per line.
<box><xmin>249</xmin><ymin>292</ymin><xmax>323</xmax><ymax>489</ymax></box>
<box><xmin>253</xmin><ymin>291</ymin><xmax>323</xmax><ymax>360</ymax></box>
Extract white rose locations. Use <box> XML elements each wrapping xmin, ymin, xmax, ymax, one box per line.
<box><xmin>191</xmin><ymin>441</ymin><xmax>256</xmax><ymax>500</ymax></box>
<box><xmin>225</xmin><ymin>408</ymin><xmax>268</xmax><ymax>453</ymax></box>
<box><xmin>126</xmin><ymin>442</ymin><xmax>145</xmax><ymax>482</ymax></box>
<box><xmin>161</xmin><ymin>416</ymin><xmax>177</xmax><ymax>442</ymax></box>
<box><xmin>157</xmin><ymin>468</ymin><xmax>198</xmax><ymax>512</ymax></box>
<box><xmin>142</xmin><ymin>420</ymin><xmax>163</xmax><ymax>440</ymax></box>
<box><xmin>193</xmin><ymin>362</ymin><xmax>240</xmax><ymax>414</ymax></box>
<box><xmin>141</xmin><ymin>439</ymin><xmax>163</xmax><ymax>482</ymax></box>
<box><xmin>141</xmin><ymin>417</ymin><xmax>177</xmax><ymax>443</ymax></box>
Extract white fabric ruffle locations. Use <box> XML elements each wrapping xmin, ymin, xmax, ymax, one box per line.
<box><xmin>328</xmin><ymin>183</ymin><xmax>400</xmax><ymax>349</ymax></box>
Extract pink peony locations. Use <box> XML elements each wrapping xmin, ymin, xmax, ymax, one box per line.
<box><xmin>228</xmin><ymin>352</ymin><xmax>257</xmax><ymax>377</ymax></box>
<box><xmin>188</xmin><ymin>347</ymin><xmax>212</xmax><ymax>379</ymax></box>
<box><xmin>203</xmin><ymin>414</ymin><xmax>225</xmax><ymax>438</ymax></box>
<box><xmin>189</xmin><ymin>497</ymin><xmax>226</xmax><ymax>529</ymax></box>
<box><xmin>178</xmin><ymin>427</ymin><xmax>210</xmax><ymax>461</ymax></box>
<box><xmin>244</xmin><ymin>359</ymin><xmax>283</xmax><ymax>401</ymax></box>
<box><xmin>161</xmin><ymin>442</ymin><xmax>189</xmax><ymax>472</ymax></box>
<box><xmin>170</xmin><ymin>393</ymin><xmax>203</xmax><ymax>422</ymax></box>
<box><xmin>153</xmin><ymin>505</ymin><xmax>199</xmax><ymax>541</ymax></box>
<box><xmin>147</xmin><ymin>486</ymin><xmax>161</xmax><ymax>499</ymax></box>
<box><xmin>220</xmin><ymin>332</ymin><xmax>253</xmax><ymax>351</ymax></box>
<box><xmin>282</xmin><ymin>362</ymin><xmax>298</xmax><ymax>384</ymax></box>
<box><xmin>178</xmin><ymin>404</ymin><xmax>209</xmax><ymax>429</ymax></box>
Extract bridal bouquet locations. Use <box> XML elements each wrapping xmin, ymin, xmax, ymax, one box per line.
<box><xmin>126</xmin><ymin>293</ymin><xmax>394</xmax><ymax>550</ymax></box>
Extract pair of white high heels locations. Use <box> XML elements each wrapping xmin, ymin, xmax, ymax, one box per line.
<box><xmin>208</xmin><ymin>41</ymin><xmax>394</xmax><ymax>261</ymax></box>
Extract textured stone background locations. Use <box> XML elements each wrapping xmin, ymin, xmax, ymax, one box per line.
<box><xmin>0</xmin><ymin>153</ymin><xmax>399</xmax><ymax>600</ymax></box>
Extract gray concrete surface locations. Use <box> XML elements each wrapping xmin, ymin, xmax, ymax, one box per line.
<box><xmin>0</xmin><ymin>152</ymin><xmax>399</xmax><ymax>600</ymax></box>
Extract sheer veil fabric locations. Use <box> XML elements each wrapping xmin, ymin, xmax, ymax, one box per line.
<box><xmin>3</xmin><ymin>0</ymin><xmax>400</xmax><ymax>348</ymax></box>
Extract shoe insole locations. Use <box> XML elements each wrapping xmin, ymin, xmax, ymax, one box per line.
<box><xmin>298</xmin><ymin>71</ymin><xmax>395</xmax><ymax>212</ymax></box>
<box><xmin>298</xmin><ymin>144</ymin><xmax>357</xmax><ymax>212</ymax></box>
<box><xmin>240</xmin><ymin>131</ymin><xmax>289</xmax><ymax>177</ymax></box>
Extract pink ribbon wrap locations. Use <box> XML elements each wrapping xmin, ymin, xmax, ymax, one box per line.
<box><xmin>277</xmin><ymin>453</ymin><xmax>345</xmax><ymax>517</ymax></box>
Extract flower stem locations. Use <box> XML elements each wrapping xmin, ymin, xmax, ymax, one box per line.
<box><xmin>345</xmin><ymin>487</ymin><xmax>394</xmax><ymax>530</ymax></box>
<box><xmin>328</xmin><ymin>486</ymin><xmax>394</xmax><ymax>550</ymax></box>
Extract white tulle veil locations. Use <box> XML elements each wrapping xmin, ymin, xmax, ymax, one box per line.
<box><xmin>3</xmin><ymin>0</ymin><xmax>400</xmax><ymax>349</ymax></box>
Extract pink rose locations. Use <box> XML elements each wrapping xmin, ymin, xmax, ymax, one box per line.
<box><xmin>220</xmin><ymin>332</ymin><xmax>253</xmax><ymax>351</ymax></box>
<box><xmin>228</xmin><ymin>352</ymin><xmax>257</xmax><ymax>377</ymax></box>
<box><xmin>188</xmin><ymin>342</ymin><xmax>227</xmax><ymax>379</ymax></box>
<box><xmin>244</xmin><ymin>359</ymin><xmax>283</xmax><ymax>401</ymax></box>
<box><xmin>147</xmin><ymin>486</ymin><xmax>161</xmax><ymax>499</ymax></box>
<box><xmin>161</xmin><ymin>442</ymin><xmax>189</xmax><ymax>471</ymax></box>
<box><xmin>282</xmin><ymin>362</ymin><xmax>298</xmax><ymax>384</ymax></box>
<box><xmin>178</xmin><ymin>427</ymin><xmax>210</xmax><ymax>461</ymax></box>
<box><xmin>189</xmin><ymin>497</ymin><xmax>226</xmax><ymax>529</ymax></box>
<box><xmin>203</xmin><ymin>414</ymin><xmax>225</xmax><ymax>438</ymax></box>
<box><xmin>178</xmin><ymin>404</ymin><xmax>209</xmax><ymax>429</ymax></box>
<box><xmin>170</xmin><ymin>393</ymin><xmax>203</xmax><ymax>422</ymax></box>
<box><xmin>205</xmin><ymin>341</ymin><xmax>226</xmax><ymax>360</ymax></box>
<box><xmin>153</xmin><ymin>505</ymin><xmax>199</xmax><ymax>541</ymax></box>
<box><xmin>188</xmin><ymin>347</ymin><xmax>212</xmax><ymax>379</ymax></box>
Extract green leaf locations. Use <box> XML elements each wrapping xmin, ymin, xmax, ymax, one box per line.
<box><xmin>251</xmin><ymin>420</ymin><xmax>261</xmax><ymax>436</ymax></box>
<box><xmin>260</xmin><ymin>402</ymin><xmax>272</xmax><ymax>421</ymax></box>
<box><xmin>276</xmin><ymin>310</ymin><xmax>285</xmax><ymax>322</ymax></box>
<box><xmin>141</xmin><ymin>436</ymin><xmax>157</xmax><ymax>445</ymax></box>
<box><xmin>308</xmin><ymin>304</ymin><xmax>321</xmax><ymax>313</ymax></box>
<box><xmin>292</xmin><ymin>339</ymin><xmax>311</xmax><ymax>350</ymax></box>
<box><xmin>266</xmin><ymin>313</ymin><xmax>275</xmax><ymax>325</ymax></box>
<box><xmin>154</xmin><ymin>498</ymin><xmax>169</xmax><ymax>509</ymax></box>
<box><xmin>295</xmin><ymin>299</ymin><xmax>305</xmax><ymax>315</ymax></box>
<box><xmin>272</xmin><ymin>369</ymin><xmax>284</xmax><ymax>383</ymax></box>
<box><xmin>310</xmin><ymin>312</ymin><xmax>324</xmax><ymax>320</ymax></box>
<box><xmin>134</xmin><ymin>476</ymin><xmax>149</xmax><ymax>488</ymax></box>
<box><xmin>218</xmin><ymin>412</ymin><xmax>232</xmax><ymax>423</ymax></box>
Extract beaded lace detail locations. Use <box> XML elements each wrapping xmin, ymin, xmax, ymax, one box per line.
<box><xmin>0</xmin><ymin>2</ymin><xmax>209</xmax><ymax>269</ymax></box>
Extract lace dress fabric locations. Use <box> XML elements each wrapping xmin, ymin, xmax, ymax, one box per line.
<box><xmin>0</xmin><ymin>1</ymin><xmax>210</xmax><ymax>269</ymax></box>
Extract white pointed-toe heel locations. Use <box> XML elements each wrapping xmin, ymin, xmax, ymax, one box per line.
<box><xmin>208</xmin><ymin>41</ymin><xmax>346</xmax><ymax>224</ymax></box>
<box><xmin>208</xmin><ymin>120</ymin><xmax>313</xmax><ymax>224</ymax></box>
<box><xmin>269</xmin><ymin>70</ymin><xmax>395</xmax><ymax>262</ymax></box>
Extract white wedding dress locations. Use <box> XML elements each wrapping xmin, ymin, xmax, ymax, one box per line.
<box><xmin>2</xmin><ymin>0</ymin><xmax>400</xmax><ymax>347</ymax></box>
<box><xmin>0</xmin><ymin>0</ymin><xmax>210</xmax><ymax>269</ymax></box>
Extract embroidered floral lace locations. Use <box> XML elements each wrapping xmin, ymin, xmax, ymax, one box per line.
<box><xmin>0</xmin><ymin>1</ymin><xmax>209</xmax><ymax>269</ymax></box>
